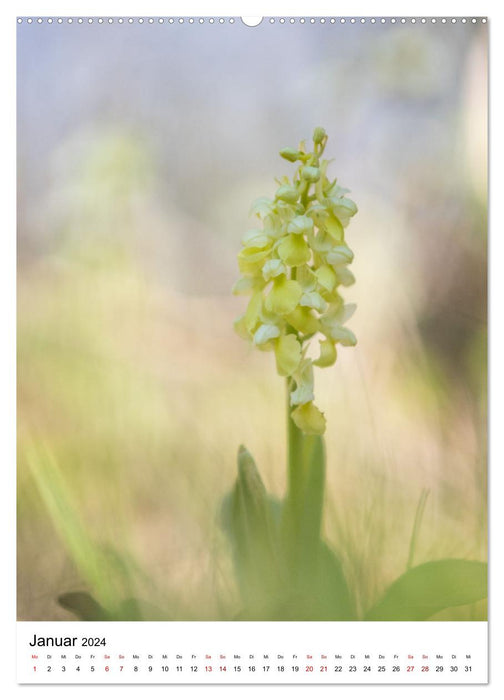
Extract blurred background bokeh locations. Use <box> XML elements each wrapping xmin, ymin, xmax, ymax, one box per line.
<box><xmin>17</xmin><ymin>18</ymin><xmax>487</xmax><ymax>621</ymax></box>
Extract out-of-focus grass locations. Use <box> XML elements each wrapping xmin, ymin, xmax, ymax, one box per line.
<box><xmin>17</xmin><ymin>253</ymin><xmax>284</xmax><ymax>619</ymax></box>
<box><xmin>23</xmin><ymin>442</ymin><xmax>142</xmax><ymax>613</ymax></box>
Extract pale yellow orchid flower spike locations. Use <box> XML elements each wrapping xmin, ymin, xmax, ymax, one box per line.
<box><xmin>233</xmin><ymin>127</ymin><xmax>357</xmax><ymax>435</ymax></box>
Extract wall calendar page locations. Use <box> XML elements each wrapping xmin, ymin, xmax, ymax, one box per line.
<box><xmin>16</xmin><ymin>10</ymin><xmax>488</xmax><ymax>688</ymax></box>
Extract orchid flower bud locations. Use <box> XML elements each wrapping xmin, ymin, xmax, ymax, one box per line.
<box><xmin>313</xmin><ymin>126</ymin><xmax>327</xmax><ymax>144</ymax></box>
<box><xmin>301</xmin><ymin>166</ymin><xmax>321</xmax><ymax>183</ymax></box>
<box><xmin>279</xmin><ymin>147</ymin><xmax>301</xmax><ymax>162</ymax></box>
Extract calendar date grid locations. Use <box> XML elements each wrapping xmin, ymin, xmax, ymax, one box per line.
<box><xmin>29</xmin><ymin>650</ymin><xmax>477</xmax><ymax>678</ymax></box>
<box><xmin>17</xmin><ymin>621</ymin><xmax>487</xmax><ymax>684</ymax></box>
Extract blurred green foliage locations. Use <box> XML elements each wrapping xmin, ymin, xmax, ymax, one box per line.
<box><xmin>221</xmin><ymin>442</ymin><xmax>486</xmax><ymax>622</ymax></box>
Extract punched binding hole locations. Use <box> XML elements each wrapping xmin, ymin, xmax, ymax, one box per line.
<box><xmin>241</xmin><ymin>17</ymin><xmax>263</xmax><ymax>27</ymax></box>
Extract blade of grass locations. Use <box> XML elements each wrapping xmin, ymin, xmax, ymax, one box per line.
<box><xmin>407</xmin><ymin>488</ymin><xmax>430</xmax><ymax>570</ymax></box>
<box><xmin>24</xmin><ymin>442</ymin><xmax>129</xmax><ymax>612</ymax></box>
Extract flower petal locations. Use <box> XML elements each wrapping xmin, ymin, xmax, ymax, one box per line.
<box><xmin>275</xmin><ymin>185</ymin><xmax>299</xmax><ymax>203</ymax></box>
<box><xmin>263</xmin><ymin>213</ymin><xmax>284</xmax><ymax>239</ymax></box>
<box><xmin>262</xmin><ymin>258</ymin><xmax>286</xmax><ymax>281</ymax></box>
<box><xmin>287</xmin><ymin>215</ymin><xmax>314</xmax><ymax>235</ymax></box>
<box><xmin>291</xmin><ymin>401</ymin><xmax>326</xmax><ymax>435</ymax></box>
<box><xmin>259</xmin><ymin>305</ymin><xmax>282</xmax><ymax>325</ymax></box>
<box><xmin>336</xmin><ymin>266</ymin><xmax>356</xmax><ymax>287</ymax></box>
<box><xmin>280</xmin><ymin>147</ymin><xmax>301</xmax><ymax>163</ymax></box>
<box><xmin>306</xmin><ymin>203</ymin><xmax>329</xmax><ymax>228</ymax></box>
<box><xmin>323</xmin><ymin>212</ymin><xmax>345</xmax><ymax>243</ymax></box>
<box><xmin>326</xmin><ymin>181</ymin><xmax>351</xmax><ymax>199</ymax></box>
<box><xmin>337</xmin><ymin>327</ymin><xmax>357</xmax><ymax>346</ymax></box>
<box><xmin>333</xmin><ymin>196</ymin><xmax>358</xmax><ymax>215</ymax></box>
<box><xmin>301</xmin><ymin>166</ymin><xmax>321</xmax><ymax>182</ymax></box>
<box><xmin>341</xmin><ymin>303</ymin><xmax>357</xmax><ymax>323</ymax></box>
<box><xmin>321</xmin><ymin>301</ymin><xmax>355</xmax><ymax>323</ymax></box>
<box><xmin>241</xmin><ymin>229</ymin><xmax>270</xmax><ymax>248</ymax></box>
<box><xmin>296</xmin><ymin>264</ymin><xmax>317</xmax><ymax>291</ymax></box>
<box><xmin>290</xmin><ymin>359</ymin><xmax>315</xmax><ymax>406</ymax></box>
<box><xmin>313</xmin><ymin>338</ymin><xmax>337</xmax><ymax>367</ymax></box>
<box><xmin>233</xmin><ymin>314</ymin><xmax>250</xmax><ymax>340</ymax></box>
<box><xmin>276</xmin><ymin>201</ymin><xmax>299</xmax><ymax>221</ymax></box>
<box><xmin>322</xmin><ymin>320</ymin><xmax>357</xmax><ymax>346</ymax></box>
<box><xmin>285</xmin><ymin>307</ymin><xmax>319</xmax><ymax>335</ymax></box>
<box><xmin>237</xmin><ymin>246</ymin><xmax>271</xmax><ymax>275</ymax></box>
<box><xmin>244</xmin><ymin>291</ymin><xmax>263</xmax><ymax>332</ymax></box>
<box><xmin>330</xmin><ymin>197</ymin><xmax>358</xmax><ymax>227</ymax></box>
<box><xmin>250</xmin><ymin>196</ymin><xmax>274</xmax><ymax>218</ymax></box>
<box><xmin>278</xmin><ymin>234</ymin><xmax>311</xmax><ymax>267</ymax></box>
<box><xmin>265</xmin><ymin>275</ymin><xmax>303</xmax><ymax>315</ymax></box>
<box><xmin>275</xmin><ymin>334</ymin><xmax>302</xmax><ymax>376</ymax></box>
<box><xmin>254</xmin><ymin>323</ymin><xmax>281</xmax><ymax>346</ymax></box>
<box><xmin>232</xmin><ymin>276</ymin><xmax>265</xmax><ymax>295</ymax></box>
<box><xmin>307</xmin><ymin>228</ymin><xmax>333</xmax><ymax>253</ymax></box>
<box><xmin>315</xmin><ymin>264</ymin><xmax>337</xmax><ymax>292</ymax></box>
<box><xmin>300</xmin><ymin>291</ymin><xmax>328</xmax><ymax>313</ymax></box>
<box><xmin>326</xmin><ymin>244</ymin><xmax>354</xmax><ymax>266</ymax></box>
<box><xmin>315</xmin><ymin>160</ymin><xmax>329</xmax><ymax>202</ymax></box>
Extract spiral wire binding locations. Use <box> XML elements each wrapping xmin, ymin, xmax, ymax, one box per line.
<box><xmin>17</xmin><ymin>17</ymin><xmax>488</xmax><ymax>26</ymax></box>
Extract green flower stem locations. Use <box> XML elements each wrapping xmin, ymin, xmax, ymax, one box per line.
<box><xmin>282</xmin><ymin>378</ymin><xmax>305</xmax><ymax>576</ymax></box>
<box><xmin>286</xmin><ymin>376</ymin><xmax>304</xmax><ymax>516</ymax></box>
<box><xmin>299</xmin><ymin>179</ymin><xmax>310</xmax><ymax>208</ymax></box>
<box><xmin>284</xmin><ymin>377</ymin><xmax>327</xmax><ymax>584</ymax></box>
<box><xmin>283</xmin><ymin>315</ymin><xmax>304</xmax><ymax>558</ymax></box>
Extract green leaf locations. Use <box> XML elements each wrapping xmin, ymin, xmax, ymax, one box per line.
<box><xmin>271</xmin><ymin>543</ymin><xmax>356</xmax><ymax>621</ymax></box>
<box><xmin>115</xmin><ymin>598</ymin><xmax>169</xmax><ymax>621</ymax></box>
<box><xmin>315</xmin><ymin>542</ymin><xmax>356</xmax><ymax>620</ymax></box>
<box><xmin>59</xmin><ymin>592</ymin><xmax>170</xmax><ymax>622</ymax></box>
<box><xmin>365</xmin><ymin>559</ymin><xmax>488</xmax><ymax>621</ymax></box>
<box><xmin>221</xmin><ymin>446</ymin><xmax>282</xmax><ymax>610</ymax></box>
<box><xmin>58</xmin><ymin>592</ymin><xmax>110</xmax><ymax>621</ymax></box>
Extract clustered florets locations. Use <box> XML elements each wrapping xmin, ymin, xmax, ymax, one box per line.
<box><xmin>233</xmin><ymin>128</ymin><xmax>357</xmax><ymax>435</ymax></box>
